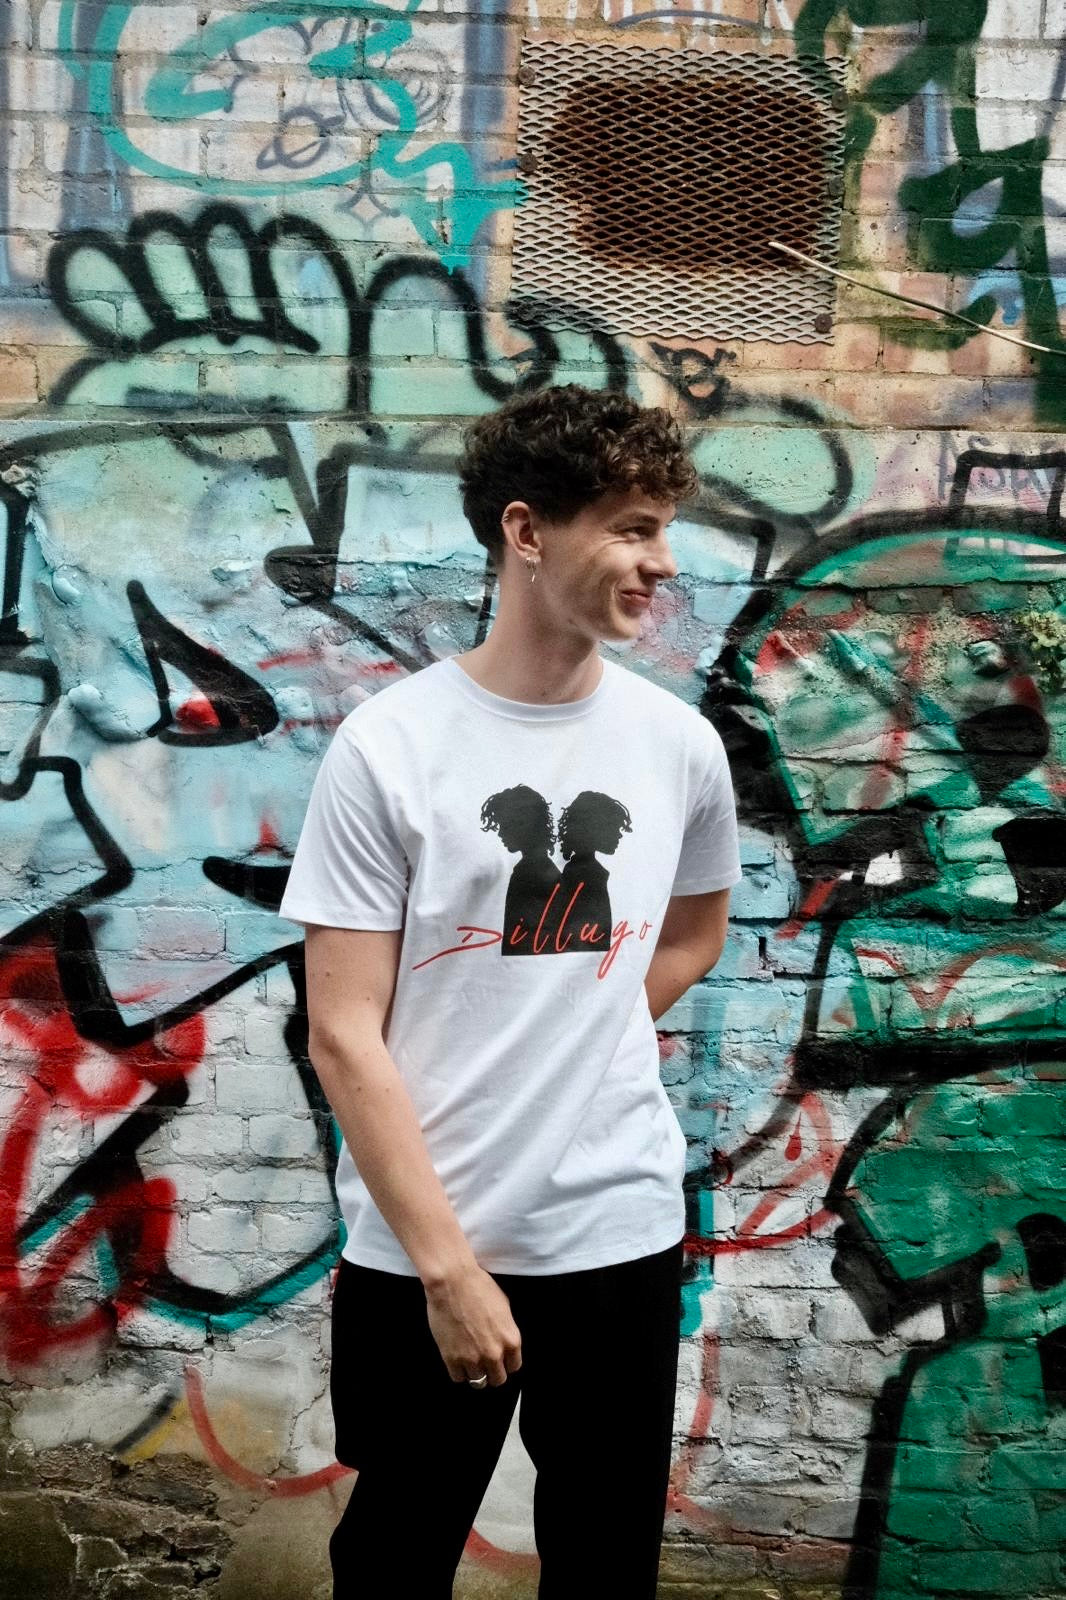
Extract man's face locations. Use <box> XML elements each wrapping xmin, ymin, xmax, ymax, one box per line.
<box><xmin>535</xmin><ymin>487</ymin><xmax>679</xmax><ymax>646</ymax></box>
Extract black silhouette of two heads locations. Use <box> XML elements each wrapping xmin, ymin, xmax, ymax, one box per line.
<box><xmin>480</xmin><ymin>786</ymin><xmax>632</xmax><ymax>859</ymax></box>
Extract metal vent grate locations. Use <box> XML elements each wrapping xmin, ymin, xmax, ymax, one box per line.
<box><xmin>511</xmin><ymin>39</ymin><xmax>847</xmax><ymax>343</ymax></box>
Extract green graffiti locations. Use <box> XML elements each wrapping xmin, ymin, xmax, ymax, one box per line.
<box><xmin>57</xmin><ymin>2</ymin><xmax>518</xmax><ymax>270</ymax></box>
<box><xmin>736</xmin><ymin>527</ymin><xmax>1066</xmax><ymax>1050</ymax></box>
<box><xmin>731</xmin><ymin>519</ymin><xmax>1066</xmax><ymax>1592</ymax></box>
<box><xmin>794</xmin><ymin>0</ymin><xmax>1066</xmax><ymax>424</ymax></box>
<box><xmin>845</xmin><ymin>1068</ymin><xmax>1066</xmax><ymax>1599</ymax></box>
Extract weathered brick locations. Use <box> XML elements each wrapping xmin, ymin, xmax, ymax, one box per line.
<box><xmin>4</xmin><ymin>55</ymin><xmax>70</xmax><ymax>112</ymax></box>
<box><xmin>247</xmin><ymin>1114</ymin><xmax>323</xmax><ymax>1160</ymax></box>
<box><xmin>210</xmin><ymin>1167</ymin><xmax>305</xmax><ymax>1203</ymax></box>
<box><xmin>117</xmin><ymin>1460</ymin><xmax>218</xmax><ymax>1514</ymax></box>
<box><xmin>975</xmin><ymin>42</ymin><xmax>1064</xmax><ymax>99</ymax></box>
<box><xmin>166</xmin><ymin>1113</ymin><xmax>244</xmax><ymax>1158</ymax></box>
<box><xmin>215</xmin><ymin>1061</ymin><xmax>304</xmax><ymax>1114</ymax></box>
<box><xmin>257</xmin><ymin>1208</ymin><xmax>334</xmax><ymax>1255</ymax></box>
<box><xmin>918</xmin><ymin>1548</ymin><xmax>1060</xmax><ymax>1594</ymax></box>
<box><xmin>187</xmin><ymin>1207</ymin><xmax>260</xmax><ymax>1255</ymax></box>
<box><xmin>94</xmin><ymin>2</ymin><xmax>201</xmax><ymax>54</ymax></box>
<box><xmin>75</xmin><ymin>1536</ymin><xmax>128</xmax><ymax>1576</ymax></box>
<box><xmin>981</xmin><ymin>0</ymin><xmax>1043</xmax><ymax>36</ymax></box>
<box><xmin>136</xmin><ymin>908</ymin><xmax>224</xmax><ymax>957</ymax></box>
<box><xmin>0</xmin><ymin>1495</ymin><xmax>77</xmax><ymax>1596</ymax></box>
<box><xmin>100</xmin><ymin>1567</ymin><xmax>198</xmax><ymax>1598</ymax></box>
<box><xmin>0</xmin><ymin>350</ymin><xmax>38</xmax><ymax>406</ymax></box>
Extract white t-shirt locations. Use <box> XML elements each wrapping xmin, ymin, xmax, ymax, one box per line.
<box><xmin>279</xmin><ymin>655</ymin><xmax>741</xmax><ymax>1276</ymax></box>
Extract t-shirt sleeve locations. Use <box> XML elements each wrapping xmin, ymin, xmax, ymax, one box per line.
<box><xmin>670</xmin><ymin>716</ymin><xmax>743</xmax><ymax>896</ymax></box>
<box><xmin>278</xmin><ymin>724</ymin><xmax>408</xmax><ymax>931</ymax></box>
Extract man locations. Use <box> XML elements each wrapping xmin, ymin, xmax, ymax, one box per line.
<box><xmin>278</xmin><ymin>384</ymin><xmax>741</xmax><ymax>1598</ymax></box>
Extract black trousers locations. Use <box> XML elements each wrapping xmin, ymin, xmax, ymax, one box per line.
<box><xmin>329</xmin><ymin>1240</ymin><xmax>683</xmax><ymax>1599</ymax></box>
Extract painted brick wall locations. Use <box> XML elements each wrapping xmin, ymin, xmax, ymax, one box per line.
<box><xmin>0</xmin><ymin>2</ymin><xmax>1063</xmax><ymax>1597</ymax></box>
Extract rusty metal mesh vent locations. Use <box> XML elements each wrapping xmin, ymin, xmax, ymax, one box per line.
<box><xmin>511</xmin><ymin>39</ymin><xmax>847</xmax><ymax>343</ymax></box>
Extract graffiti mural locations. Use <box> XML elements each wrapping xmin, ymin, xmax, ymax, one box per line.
<box><xmin>703</xmin><ymin>455</ymin><xmax>1066</xmax><ymax>1594</ymax></box>
<box><xmin>0</xmin><ymin>0</ymin><xmax>1064</xmax><ymax>1592</ymax></box>
<box><xmin>55</xmin><ymin>0</ymin><xmax>518</xmax><ymax>269</ymax></box>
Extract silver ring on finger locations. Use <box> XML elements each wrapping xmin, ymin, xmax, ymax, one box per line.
<box><xmin>468</xmin><ymin>1373</ymin><xmax>489</xmax><ymax>1389</ymax></box>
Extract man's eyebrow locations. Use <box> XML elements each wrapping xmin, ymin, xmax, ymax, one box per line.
<box><xmin>608</xmin><ymin>512</ymin><xmax>665</xmax><ymax>528</ymax></box>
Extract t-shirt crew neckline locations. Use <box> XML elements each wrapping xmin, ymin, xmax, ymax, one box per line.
<box><xmin>442</xmin><ymin>655</ymin><xmax>615</xmax><ymax>722</ymax></box>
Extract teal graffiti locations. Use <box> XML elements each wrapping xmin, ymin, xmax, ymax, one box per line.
<box><xmin>148</xmin><ymin>1217</ymin><xmax>346</xmax><ymax>1337</ymax></box>
<box><xmin>57</xmin><ymin>1</ymin><xmax>519</xmax><ymax>270</ymax></box>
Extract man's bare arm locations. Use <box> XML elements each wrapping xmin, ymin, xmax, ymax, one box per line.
<box><xmin>644</xmin><ymin>887</ymin><xmax>732</xmax><ymax>1022</ymax></box>
<box><xmin>304</xmin><ymin>924</ymin><xmax>521</xmax><ymax>1386</ymax></box>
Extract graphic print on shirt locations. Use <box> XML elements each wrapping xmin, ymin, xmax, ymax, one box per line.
<box><xmin>480</xmin><ymin>786</ymin><xmax>633</xmax><ymax>957</ymax></box>
<box><xmin>410</xmin><ymin>783</ymin><xmax>654</xmax><ymax>978</ymax></box>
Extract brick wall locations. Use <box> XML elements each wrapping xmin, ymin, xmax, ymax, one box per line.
<box><xmin>0</xmin><ymin>2</ymin><xmax>1063</xmax><ymax>1596</ymax></box>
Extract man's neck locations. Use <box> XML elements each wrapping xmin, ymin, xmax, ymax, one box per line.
<box><xmin>453</xmin><ymin>614</ymin><xmax>603</xmax><ymax>707</ymax></box>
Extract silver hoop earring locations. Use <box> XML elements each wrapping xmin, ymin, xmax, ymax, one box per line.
<box><xmin>526</xmin><ymin>558</ymin><xmax>537</xmax><ymax>586</ymax></box>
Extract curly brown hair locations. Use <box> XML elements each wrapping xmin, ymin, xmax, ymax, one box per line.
<box><xmin>457</xmin><ymin>384</ymin><xmax>698</xmax><ymax>560</ymax></box>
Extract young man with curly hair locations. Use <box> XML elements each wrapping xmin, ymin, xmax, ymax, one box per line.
<box><xmin>280</xmin><ymin>385</ymin><xmax>741</xmax><ymax>1599</ymax></box>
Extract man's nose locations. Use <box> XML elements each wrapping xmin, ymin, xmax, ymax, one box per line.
<box><xmin>642</xmin><ymin>532</ymin><xmax>678</xmax><ymax>582</ymax></box>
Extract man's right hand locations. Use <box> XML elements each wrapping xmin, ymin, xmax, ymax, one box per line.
<box><xmin>424</xmin><ymin>1264</ymin><xmax>523</xmax><ymax>1387</ymax></box>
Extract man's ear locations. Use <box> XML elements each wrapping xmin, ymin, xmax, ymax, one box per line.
<box><xmin>500</xmin><ymin>501</ymin><xmax>540</xmax><ymax>566</ymax></box>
